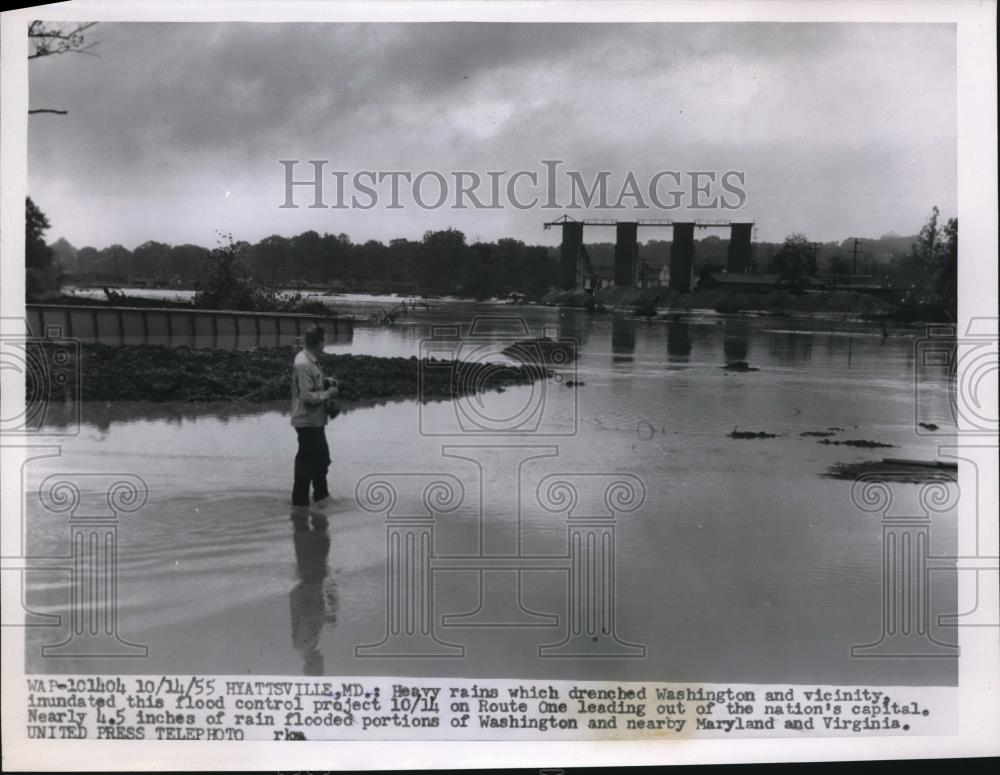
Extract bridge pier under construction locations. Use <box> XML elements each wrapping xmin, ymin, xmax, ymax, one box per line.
<box><xmin>669</xmin><ymin>223</ymin><xmax>695</xmax><ymax>293</ymax></box>
<box><xmin>546</xmin><ymin>217</ymin><xmax>755</xmax><ymax>291</ymax></box>
<box><xmin>614</xmin><ymin>222</ymin><xmax>639</xmax><ymax>286</ymax></box>
<box><xmin>559</xmin><ymin>221</ymin><xmax>584</xmax><ymax>289</ymax></box>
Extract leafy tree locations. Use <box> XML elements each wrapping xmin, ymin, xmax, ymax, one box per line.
<box><xmin>827</xmin><ymin>255</ymin><xmax>852</xmax><ymax>278</ymax></box>
<box><xmin>290</xmin><ymin>230</ymin><xmax>326</xmax><ymax>283</ymax></box>
<box><xmin>131</xmin><ymin>240</ymin><xmax>172</xmax><ymax>279</ymax></box>
<box><xmin>193</xmin><ymin>233</ymin><xmax>278</xmax><ymax>311</ymax></box>
<box><xmin>770</xmin><ymin>233</ymin><xmax>816</xmax><ymax>291</ymax></box>
<box><xmin>75</xmin><ymin>246</ymin><xmax>100</xmax><ymax>275</ymax></box>
<box><xmin>25</xmin><ymin>197</ymin><xmax>61</xmax><ymax>299</ymax></box>
<box><xmin>909</xmin><ymin>207</ymin><xmax>957</xmax><ymax>315</ymax></box>
<box><xmin>96</xmin><ymin>244</ymin><xmax>132</xmax><ymax>280</ymax></box>
<box><xmin>323</xmin><ymin>232</ymin><xmax>356</xmax><ymax>282</ymax></box>
<box><xmin>911</xmin><ymin>206</ymin><xmax>941</xmax><ymax>292</ymax></box>
<box><xmin>937</xmin><ymin>217</ymin><xmax>957</xmax><ymax>317</ymax></box>
<box><xmin>253</xmin><ymin>234</ymin><xmax>293</xmax><ymax>285</ymax></box>
<box><xmin>50</xmin><ymin>237</ymin><xmax>78</xmax><ymax>272</ymax></box>
<box><xmin>461</xmin><ymin>242</ymin><xmax>501</xmax><ymax>299</ymax></box>
<box><xmin>690</xmin><ymin>234</ymin><xmax>727</xmax><ymax>272</ymax></box>
<box><xmin>167</xmin><ymin>244</ymin><xmax>210</xmax><ymax>282</ymax></box>
<box><xmin>355</xmin><ymin>239</ymin><xmax>389</xmax><ymax>284</ymax></box>
<box><xmin>386</xmin><ymin>238</ymin><xmax>419</xmax><ymax>284</ymax></box>
<box><xmin>420</xmin><ymin>229</ymin><xmax>470</xmax><ymax>294</ymax></box>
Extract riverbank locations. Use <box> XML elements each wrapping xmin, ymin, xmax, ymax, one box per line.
<box><xmin>50</xmin><ymin>285</ymin><xmax>950</xmax><ymax>327</ymax></box>
<box><xmin>49</xmin><ymin>289</ymin><xmax>446</xmax><ymax>325</ymax></box>
<box><xmin>46</xmin><ymin>343</ymin><xmax>547</xmax><ymax>403</ymax></box>
<box><xmin>46</xmin><ymin>291</ymin><xmax>336</xmax><ymax>316</ymax></box>
<box><xmin>541</xmin><ymin>286</ymin><xmax>901</xmax><ymax>317</ymax></box>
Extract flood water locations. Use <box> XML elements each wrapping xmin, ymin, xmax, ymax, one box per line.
<box><xmin>23</xmin><ymin>304</ymin><xmax>959</xmax><ymax>685</ymax></box>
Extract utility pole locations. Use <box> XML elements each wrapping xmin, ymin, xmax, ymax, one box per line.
<box><xmin>851</xmin><ymin>238</ymin><xmax>862</xmax><ymax>275</ymax></box>
<box><xmin>808</xmin><ymin>242</ymin><xmax>820</xmax><ymax>275</ymax></box>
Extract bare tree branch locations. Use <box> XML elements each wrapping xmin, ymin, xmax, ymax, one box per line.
<box><xmin>27</xmin><ymin>21</ymin><xmax>99</xmax><ymax>60</ymax></box>
<box><xmin>28</xmin><ymin>43</ymin><xmax>101</xmax><ymax>60</ymax></box>
<box><xmin>27</xmin><ymin>21</ymin><xmax>100</xmax><ymax>116</ymax></box>
<box><xmin>27</xmin><ymin>21</ymin><xmax>98</xmax><ymax>41</ymax></box>
<box><xmin>28</xmin><ymin>20</ymin><xmax>97</xmax><ymax>39</ymax></box>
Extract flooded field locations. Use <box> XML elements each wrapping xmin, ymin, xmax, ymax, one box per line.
<box><xmin>23</xmin><ymin>305</ymin><xmax>958</xmax><ymax>684</ymax></box>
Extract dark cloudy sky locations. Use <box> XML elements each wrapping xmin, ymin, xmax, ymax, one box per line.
<box><xmin>28</xmin><ymin>22</ymin><xmax>956</xmax><ymax>249</ymax></box>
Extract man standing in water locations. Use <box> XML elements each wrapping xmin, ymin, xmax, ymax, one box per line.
<box><xmin>291</xmin><ymin>325</ymin><xmax>338</xmax><ymax>516</ymax></box>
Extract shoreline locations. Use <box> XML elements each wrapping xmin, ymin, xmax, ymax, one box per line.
<box><xmin>35</xmin><ymin>396</ymin><xmax>445</xmax><ymax>431</ymax></box>
<box><xmin>50</xmin><ymin>286</ymin><xmax>953</xmax><ymax>325</ymax></box>
<box><xmin>539</xmin><ymin>286</ymin><xmax>952</xmax><ymax>323</ymax></box>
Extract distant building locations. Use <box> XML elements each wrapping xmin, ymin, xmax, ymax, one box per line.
<box><xmin>701</xmin><ymin>272</ymin><xmax>789</xmax><ymax>291</ymax></box>
<box><xmin>577</xmin><ymin>246</ymin><xmax>616</xmax><ymax>291</ymax></box>
<box><xmin>701</xmin><ymin>271</ymin><xmax>900</xmax><ymax>300</ymax></box>
<box><xmin>636</xmin><ymin>254</ymin><xmax>669</xmax><ymax>288</ymax></box>
<box><xmin>821</xmin><ymin>274</ymin><xmax>885</xmax><ymax>291</ymax></box>
<box><xmin>576</xmin><ymin>246</ymin><xmax>670</xmax><ymax>291</ymax></box>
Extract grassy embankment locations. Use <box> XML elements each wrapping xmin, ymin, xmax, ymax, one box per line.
<box><xmin>51</xmin><ymin>344</ymin><xmax>546</xmax><ymax>403</ymax></box>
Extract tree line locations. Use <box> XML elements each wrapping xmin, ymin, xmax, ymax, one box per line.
<box><xmin>29</xmin><ymin>198</ymin><xmax>955</xmax><ymax>312</ymax></box>
<box><xmin>49</xmin><ymin>226</ymin><xmax>561</xmax><ymax>299</ymax></box>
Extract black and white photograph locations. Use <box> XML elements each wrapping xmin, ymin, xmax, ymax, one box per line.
<box><xmin>1</xmin><ymin>0</ymin><xmax>997</xmax><ymax>769</ymax></box>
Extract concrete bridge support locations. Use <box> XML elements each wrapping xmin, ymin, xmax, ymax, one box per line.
<box><xmin>669</xmin><ymin>223</ymin><xmax>695</xmax><ymax>293</ymax></box>
<box><xmin>560</xmin><ymin>222</ymin><xmax>584</xmax><ymax>289</ymax></box>
<box><xmin>614</xmin><ymin>222</ymin><xmax>638</xmax><ymax>287</ymax></box>
<box><xmin>727</xmin><ymin>222</ymin><xmax>754</xmax><ymax>274</ymax></box>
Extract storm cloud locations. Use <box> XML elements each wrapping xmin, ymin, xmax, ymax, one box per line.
<box><xmin>28</xmin><ymin>22</ymin><xmax>956</xmax><ymax>248</ymax></box>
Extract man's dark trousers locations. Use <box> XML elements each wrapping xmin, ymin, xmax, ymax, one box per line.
<box><xmin>292</xmin><ymin>427</ymin><xmax>330</xmax><ymax>506</ymax></box>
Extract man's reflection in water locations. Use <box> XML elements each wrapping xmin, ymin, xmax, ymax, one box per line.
<box><xmin>289</xmin><ymin>515</ymin><xmax>339</xmax><ymax>676</ymax></box>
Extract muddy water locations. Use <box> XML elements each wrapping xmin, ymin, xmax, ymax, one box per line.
<box><xmin>23</xmin><ymin>307</ymin><xmax>958</xmax><ymax>684</ymax></box>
